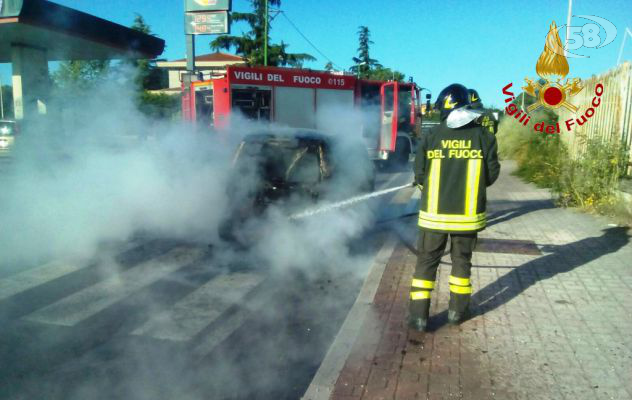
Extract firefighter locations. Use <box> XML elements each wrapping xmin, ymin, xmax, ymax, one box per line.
<box><xmin>409</xmin><ymin>83</ymin><xmax>500</xmax><ymax>331</ymax></box>
<box><xmin>468</xmin><ymin>88</ymin><xmax>499</xmax><ymax>135</ymax></box>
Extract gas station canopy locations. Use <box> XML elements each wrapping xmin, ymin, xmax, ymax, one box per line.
<box><xmin>0</xmin><ymin>0</ymin><xmax>165</xmax><ymax>62</ymax></box>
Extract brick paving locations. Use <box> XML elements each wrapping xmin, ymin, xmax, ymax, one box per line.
<box><xmin>329</xmin><ymin>161</ymin><xmax>632</xmax><ymax>400</ymax></box>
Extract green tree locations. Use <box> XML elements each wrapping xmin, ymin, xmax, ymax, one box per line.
<box><xmin>129</xmin><ymin>14</ymin><xmax>165</xmax><ymax>90</ymax></box>
<box><xmin>367</xmin><ymin>67</ymin><xmax>405</xmax><ymax>82</ymax></box>
<box><xmin>128</xmin><ymin>14</ymin><xmax>177</xmax><ymax>119</ymax></box>
<box><xmin>137</xmin><ymin>91</ymin><xmax>180</xmax><ymax>120</ymax></box>
<box><xmin>324</xmin><ymin>61</ymin><xmax>334</xmax><ymax>72</ymax></box>
<box><xmin>350</xmin><ymin>26</ymin><xmax>382</xmax><ymax>78</ymax></box>
<box><xmin>210</xmin><ymin>0</ymin><xmax>315</xmax><ymax>67</ymax></box>
<box><xmin>52</xmin><ymin>60</ymin><xmax>110</xmax><ymax>92</ymax></box>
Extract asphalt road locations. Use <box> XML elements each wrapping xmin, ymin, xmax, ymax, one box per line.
<box><xmin>0</xmin><ymin>166</ymin><xmax>415</xmax><ymax>400</ymax></box>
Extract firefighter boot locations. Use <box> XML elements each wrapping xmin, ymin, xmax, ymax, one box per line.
<box><xmin>448</xmin><ymin>275</ymin><xmax>472</xmax><ymax>325</ymax></box>
<box><xmin>448</xmin><ymin>293</ymin><xmax>471</xmax><ymax>325</ymax></box>
<box><xmin>408</xmin><ymin>298</ymin><xmax>430</xmax><ymax>332</ymax></box>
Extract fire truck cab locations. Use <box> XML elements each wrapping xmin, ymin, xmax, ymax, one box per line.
<box><xmin>182</xmin><ymin>66</ymin><xmax>421</xmax><ymax>165</ymax></box>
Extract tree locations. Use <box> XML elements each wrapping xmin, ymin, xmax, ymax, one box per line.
<box><xmin>129</xmin><ymin>14</ymin><xmax>165</xmax><ymax>90</ymax></box>
<box><xmin>52</xmin><ymin>60</ymin><xmax>110</xmax><ymax>92</ymax></box>
<box><xmin>349</xmin><ymin>26</ymin><xmax>406</xmax><ymax>82</ymax></box>
<box><xmin>324</xmin><ymin>62</ymin><xmax>334</xmax><ymax>72</ymax></box>
<box><xmin>367</xmin><ymin>67</ymin><xmax>405</xmax><ymax>82</ymax></box>
<box><xmin>137</xmin><ymin>91</ymin><xmax>180</xmax><ymax>120</ymax></box>
<box><xmin>210</xmin><ymin>0</ymin><xmax>315</xmax><ymax>67</ymax></box>
<box><xmin>128</xmin><ymin>14</ymin><xmax>176</xmax><ymax>119</ymax></box>
<box><xmin>350</xmin><ymin>26</ymin><xmax>381</xmax><ymax>78</ymax></box>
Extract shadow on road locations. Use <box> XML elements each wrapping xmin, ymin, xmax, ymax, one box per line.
<box><xmin>427</xmin><ymin>226</ymin><xmax>631</xmax><ymax>332</ymax></box>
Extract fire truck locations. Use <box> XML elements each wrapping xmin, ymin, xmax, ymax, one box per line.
<box><xmin>181</xmin><ymin>65</ymin><xmax>421</xmax><ymax>164</ymax></box>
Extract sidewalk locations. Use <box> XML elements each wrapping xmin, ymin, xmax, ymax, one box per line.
<box><xmin>305</xmin><ymin>161</ymin><xmax>632</xmax><ymax>400</ymax></box>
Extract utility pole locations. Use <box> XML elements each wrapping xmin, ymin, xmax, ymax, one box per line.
<box><xmin>565</xmin><ymin>0</ymin><xmax>573</xmax><ymax>57</ymax></box>
<box><xmin>0</xmin><ymin>75</ymin><xmax>4</xmax><ymax>119</ymax></box>
<box><xmin>264</xmin><ymin>0</ymin><xmax>268</xmax><ymax>66</ymax></box>
<box><xmin>617</xmin><ymin>27</ymin><xmax>632</xmax><ymax>65</ymax></box>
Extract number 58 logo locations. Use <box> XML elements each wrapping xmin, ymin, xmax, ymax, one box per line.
<box><xmin>548</xmin><ymin>15</ymin><xmax>617</xmax><ymax>58</ymax></box>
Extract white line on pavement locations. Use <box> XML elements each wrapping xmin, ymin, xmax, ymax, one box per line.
<box><xmin>0</xmin><ymin>259</ymin><xmax>90</xmax><ymax>302</ymax></box>
<box><xmin>191</xmin><ymin>307</ymin><xmax>251</xmax><ymax>358</ymax></box>
<box><xmin>132</xmin><ymin>272</ymin><xmax>264</xmax><ymax>341</ymax></box>
<box><xmin>24</xmin><ymin>247</ymin><xmax>206</xmax><ymax>327</ymax></box>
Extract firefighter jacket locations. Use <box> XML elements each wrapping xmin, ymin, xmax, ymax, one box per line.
<box><xmin>478</xmin><ymin>111</ymin><xmax>499</xmax><ymax>135</ymax></box>
<box><xmin>414</xmin><ymin>120</ymin><xmax>500</xmax><ymax>233</ymax></box>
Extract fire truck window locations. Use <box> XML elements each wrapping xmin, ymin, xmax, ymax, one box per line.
<box><xmin>398</xmin><ymin>89</ymin><xmax>412</xmax><ymax>123</ymax></box>
<box><xmin>195</xmin><ymin>89</ymin><xmax>213</xmax><ymax>127</ymax></box>
<box><xmin>232</xmin><ymin>89</ymin><xmax>271</xmax><ymax>122</ymax></box>
<box><xmin>383</xmin><ymin>86</ymin><xmax>394</xmax><ymax>111</ymax></box>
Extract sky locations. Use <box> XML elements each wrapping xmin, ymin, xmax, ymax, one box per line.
<box><xmin>1</xmin><ymin>0</ymin><xmax>631</xmax><ymax>107</ymax></box>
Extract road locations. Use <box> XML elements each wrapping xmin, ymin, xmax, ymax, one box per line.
<box><xmin>0</xmin><ymin>167</ymin><xmax>417</xmax><ymax>400</ymax></box>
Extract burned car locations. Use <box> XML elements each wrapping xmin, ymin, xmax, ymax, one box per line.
<box><xmin>219</xmin><ymin>129</ymin><xmax>375</xmax><ymax>242</ymax></box>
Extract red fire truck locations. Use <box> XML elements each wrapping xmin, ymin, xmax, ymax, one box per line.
<box><xmin>182</xmin><ymin>65</ymin><xmax>421</xmax><ymax>164</ymax></box>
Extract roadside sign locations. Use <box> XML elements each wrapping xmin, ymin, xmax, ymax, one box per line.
<box><xmin>185</xmin><ymin>0</ymin><xmax>231</xmax><ymax>12</ymax></box>
<box><xmin>185</xmin><ymin>11</ymin><xmax>229</xmax><ymax>35</ymax></box>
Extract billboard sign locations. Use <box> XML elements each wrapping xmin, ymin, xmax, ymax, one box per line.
<box><xmin>185</xmin><ymin>0</ymin><xmax>231</xmax><ymax>12</ymax></box>
<box><xmin>185</xmin><ymin>11</ymin><xmax>229</xmax><ymax>35</ymax></box>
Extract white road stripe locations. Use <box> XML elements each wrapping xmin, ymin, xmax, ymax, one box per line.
<box><xmin>192</xmin><ymin>307</ymin><xmax>250</xmax><ymax>358</ymax></box>
<box><xmin>24</xmin><ymin>247</ymin><xmax>205</xmax><ymax>327</ymax></box>
<box><xmin>0</xmin><ymin>259</ymin><xmax>89</xmax><ymax>302</ymax></box>
<box><xmin>132</xmin><ymin>272</ymin><xmax>263</xmax><ymax>341</ymax></box>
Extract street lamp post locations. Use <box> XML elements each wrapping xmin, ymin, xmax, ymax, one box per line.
<box><xmin>353</xmin><ymin>61</ymin><xmax>367</xmax><ymax>78</ymax></box>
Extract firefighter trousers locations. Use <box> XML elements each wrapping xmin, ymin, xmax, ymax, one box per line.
<box><xmin>409</xmin><ymin>230</ymin><xmax>478</xmax><ymax>319</ymax></box>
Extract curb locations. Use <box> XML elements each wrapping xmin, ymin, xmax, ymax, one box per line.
<box><xmin>301</xmin><ymin>234</ymin><xmax>398</xmax><ymax>400</ymax></box>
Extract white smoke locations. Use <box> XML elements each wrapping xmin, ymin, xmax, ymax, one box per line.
<box><xmin>0</xmin><ymin>80</ymin><xmax>234</xmax><ymax>266</ymax></box>
<box><xmin>0</xmin><ymin>68</ymin><xmax>399</xmax><ymax>400</ymax></box>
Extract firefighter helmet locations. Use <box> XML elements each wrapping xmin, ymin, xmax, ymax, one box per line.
<box><xmin>468</xmin><ymin>89</ymin><xmax>483</xmax><ymax>109</ymax></box>
<box><xmin>435</xmin><ymin>84</ymin><xmax>470</xmax><ymax>120</ymax></box>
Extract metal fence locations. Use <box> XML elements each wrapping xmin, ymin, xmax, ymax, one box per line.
<box><xmin>557</xmin><ymin>61</ymin><xmax>632</xmax><ymax>175</ymax></box>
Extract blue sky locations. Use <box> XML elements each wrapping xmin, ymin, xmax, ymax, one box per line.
<box><xmin>1</xmin><ymin>0</ymin><xmax>631</xmax><ymax>107</ymax></box>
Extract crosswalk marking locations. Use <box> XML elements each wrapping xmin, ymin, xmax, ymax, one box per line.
<box><xmin>192</xmin><ymin>307</ymin><xmax>250</xmax><ymax>357</ymax></box>
<box><xmin>132</xmin><ymin>272</ymin><xmax>264</xmax><ymax>341</ymax></box>
<box><xmin>24</xmin><ymin>247</ymin><xmax>206</xmax><ymax>327</ymax></box>
<box><xmin>0</xmin><ymin>259</ymin><xmax>89</xmax><ymax>302</ymax></box>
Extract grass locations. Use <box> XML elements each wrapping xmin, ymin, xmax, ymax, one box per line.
<box><xmin>496</xmin><ymin>110</ymin><xmax>631</xmax><ymax>226</ymax></box>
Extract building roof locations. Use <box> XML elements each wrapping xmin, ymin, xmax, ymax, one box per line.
<box><xmin>0</xmin><ymin>0</ymin><xmax>165</xmax><ymax>62</ymax></box>
<box><xmin>173</xmin><ymin>52</ymin><xmax>244</xmax><ymax>63</ymax></box>
<box><xmin>156</xmin><ymin>52</ymin><xmax>245</xmax><ymax>70</ymax></box>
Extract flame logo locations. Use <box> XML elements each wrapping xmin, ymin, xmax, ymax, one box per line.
<box><xmin>523</xmin><ymin>20</ymin><xmax>583</xmax><ymax>113</ymax></box>
<box><xmin>536</xmin><ymin>22</ymin><xmax>569</xmax><ymax>80</ymax></box>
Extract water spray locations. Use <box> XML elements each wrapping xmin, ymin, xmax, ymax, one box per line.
<box><xmin>289</xmin><ymin>183</ymin><xmax>413</xmax><ymax>220</ymax></box>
